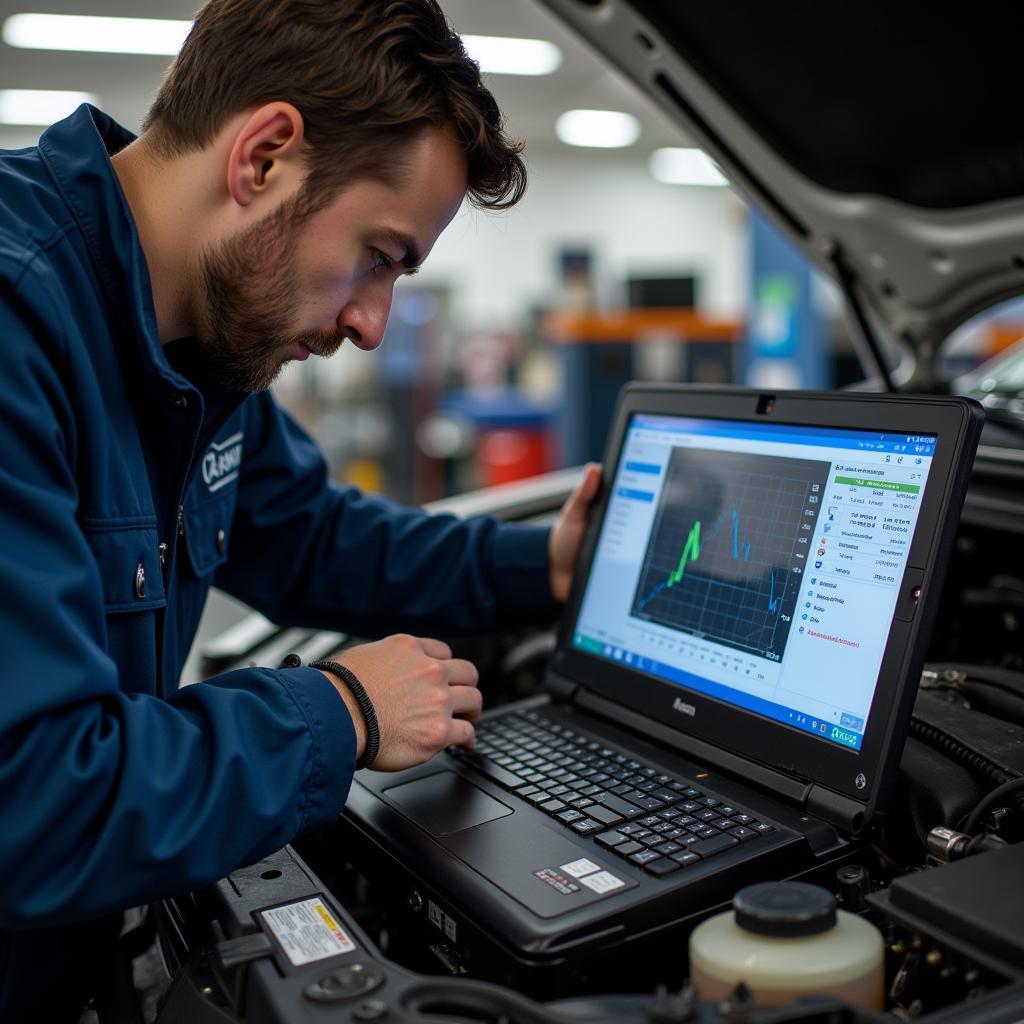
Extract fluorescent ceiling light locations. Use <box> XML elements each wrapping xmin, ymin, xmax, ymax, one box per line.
<box><xmin>649</xmin><ymin>147</ymin><xmax>728</xmax><ymax>186</ymax></box>
<box><xmin>556</xmin><ymin>109</ymin><xmax>640</xmax><ymax>149</ymax></box>
<box><xmin>0</xmin><ymin>89</ymin><xmax>99</xmax><ymax>125</ymax></box>
<box><xmin>1</xmin><ymin>16</ymin><xmax>564</xmax><ymax>77</ymax></box>
<box><xmin>462</xmin><ymin>34</ymin><xmax>561</xmax><ymax>76</ymax></box>
<box><xmin>2</xmin><ymin>13</ymin><xmax>189</xmax><ymax>55</ymax></box>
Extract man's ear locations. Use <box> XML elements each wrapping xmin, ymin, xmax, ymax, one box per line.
<box><xmin>225</xmin><ymin>102</ymin><xmax>306</xmax><ymax>207</ymax></box>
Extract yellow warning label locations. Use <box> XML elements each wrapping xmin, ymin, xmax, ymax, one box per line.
<box><xmin>315</xmin><ymin>903</ymin><xmax>342</xmax><ymax>935</ymax></box>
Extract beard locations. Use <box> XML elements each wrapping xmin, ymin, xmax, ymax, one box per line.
<box><xmin>193</xmin><ymin>194</ymin><xmax>347</xmax><ymax>393</ymax></box>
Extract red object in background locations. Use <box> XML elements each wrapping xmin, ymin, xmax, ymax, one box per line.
<box><xmin>479</xmin><ymin>429</ymin><xmax>549</xmax><ymax>487</ymax></box>
<box><xmin>444</xmin><ymin>391</ymin><xmax>557</xmax><ymax>489</ymax></box>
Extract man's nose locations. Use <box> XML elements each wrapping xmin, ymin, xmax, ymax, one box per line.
<box><xmin>339</xmin><ymin>290</ymin><xmax>392</xmax><ymax>351</ymax></box>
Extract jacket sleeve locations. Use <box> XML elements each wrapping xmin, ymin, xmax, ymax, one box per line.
<box><xmin>0</xmin><ymin>261</ymin><xmax>354</xmax><ymax>927</ymax></box>
<box><xmin>215</xmin><ymin>391</ymin><xmax>560</xmax><ymax>636</ymax></box>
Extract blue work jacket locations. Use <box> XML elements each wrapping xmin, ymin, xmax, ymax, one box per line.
<box><xmin>0</xmin><ymin>105</ymin><xmax>554</xmax><ymax>1019</ymax></box>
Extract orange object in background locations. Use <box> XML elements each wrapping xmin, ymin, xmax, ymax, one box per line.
<box><xmin>990</xmin><ymin>325</ymin><xmax>1024</xmax><ymax>356</ymax></box>
<box><xmin>542</xmin><ymin>307</ymin><xmax>742</xmax><ymax>344</ymax></box>
<box><xmin>478</xmin><ymin>429</ymin><xmax>550</xmax><ymax>488</ymax></box>
<box><xmin>343</xmin><ymin>458</ymin><xmax>384</xmax><ymax>494</ymax></box>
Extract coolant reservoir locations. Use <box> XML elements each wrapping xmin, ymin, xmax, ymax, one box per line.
<box><xmin>689</xmin><ymin>881</ymin><xmax>884</xmax><ymax>1010</ymax></box>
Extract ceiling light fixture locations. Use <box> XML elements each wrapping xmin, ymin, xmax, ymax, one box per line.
<box><xmin>649</xmin><ymin>147</ymin><xmax>728</xmax><ymax>186</ymax></box>
<box><xmin>0</xmin><ymin>88</ymin><xmax>99</xmax><ymax>125</ymax></box>
<box><xmin>2</xmin><ymin>13</ymin><xmax>189</xmax><ymax>55</ymax></box>
<box><xmin>555</xmin><ymin>109</ymin><xmax>640</xmax><ymax>149</ymax></box>
<box><xmin>1</xmin><ymin>16</ymin><xmax>564</xmax><ymax>78</ymax></box>
<box><xmin>462</xmin><ymin>34</ymin><xmax>562</xmax><ymax>76</ymax></box>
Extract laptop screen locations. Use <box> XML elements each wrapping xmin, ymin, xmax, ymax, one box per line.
<box><xmin>571</xmin><ymin>413</ymin><xmax>937</xmax><ymax>753</ymax></box>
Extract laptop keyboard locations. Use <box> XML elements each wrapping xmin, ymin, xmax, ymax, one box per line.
<box><xmin>453</xmin><ymin>709</ymin><xmax>774</xmax><ymax>879</ymax></box>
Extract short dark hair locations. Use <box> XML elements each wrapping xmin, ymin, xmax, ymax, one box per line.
<box><xmin>143</xmin><ymin>0</ymin><xmax>526</xmax><ymax>211</ymax></box>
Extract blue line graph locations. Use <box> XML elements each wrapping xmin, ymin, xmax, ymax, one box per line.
<box><xmin>641</xmin><ymin>566</ymin><xmax>785</xmax><ymax>615</ymax></box>
<box><xmin>705</xmin><ymin>505</ymin><xmax>754</xmax><ymax>562</ymax></box>
<box><xmin>729</xmin><ymin>507</ymin><xmax>751</xmax><ymax>561</ymax></box>
<box><xmin>767</xmin><ymin>569</ymin><xmax>781</xmax><ymax>613</ymax></box>
<box><xmin>637</xmin><ymin>580</ymin><xmax>667</xmax><ymax>610</ymax></box>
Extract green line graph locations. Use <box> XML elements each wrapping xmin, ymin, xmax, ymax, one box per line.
<box><xmin>640</xmin><ymin>505</ymin><xmax>758</xmax><ymax>609</ymax></box>
<box><xmin>668</xmin><ymin>520</ymin><xmax>701</xmax><ymax>586</ymax></box>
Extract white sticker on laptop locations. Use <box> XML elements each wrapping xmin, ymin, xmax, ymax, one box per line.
<box><xmin>262</xmin><ymin>897</ymin><xmax>356</xmax><ymax>965</ymax></box>
<box><xmin>428</xmin><ymin>899</ymin><xmax>458</xmax><ymax>942</ymax></box>
<box><xmin>560</xmin><ymin>858</ymin><xmax>602</xmax><ymax>879</ymax></box>
<box><xmin>580</xmin><ymin>870</ymin><xmax>626</xmax><ymax>895</ymax></box>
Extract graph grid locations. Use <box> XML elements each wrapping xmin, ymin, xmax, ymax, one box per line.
<box><xmin>631</xmin><ymin>447</ymin><xmax>830</xmax><ymax>660</ymax></box>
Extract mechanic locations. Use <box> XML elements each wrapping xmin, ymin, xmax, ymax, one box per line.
<box><xmin>0</xmin><ymin>1</ymin><xmax>601</xmax><ymax>1019</ymax></box>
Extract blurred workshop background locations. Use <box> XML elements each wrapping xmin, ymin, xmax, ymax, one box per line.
<box><xmin>3</xmin><ymin>0</ymin><xmax>1023</xmax><ymax>510</ymax></box>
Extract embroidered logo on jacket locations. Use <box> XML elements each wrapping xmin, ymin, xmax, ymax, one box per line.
<box><xmin>202</xmin><ymin>433</ymin><xmax>244</xmax><ymax>493</ymax></box>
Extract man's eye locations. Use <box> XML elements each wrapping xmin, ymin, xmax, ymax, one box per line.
<box><xmin>371</xmin><ymin>250</ymin><xmax>393</xmax><ymax>274</ymax></box>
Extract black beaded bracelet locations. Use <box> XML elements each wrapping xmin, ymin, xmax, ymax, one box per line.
<box><xmin>280</xmin><ymin>653</ymin><xmax>380</xmax><ymax>770</ymax></box>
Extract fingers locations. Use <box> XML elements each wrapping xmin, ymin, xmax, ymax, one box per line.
<box><xmin>566</xmin><ymin>463</ymin><xmax>601</xmax><ymax>520</ymax></box>
<box><xmin>448</xmin><ymin>717</ymin><xmax>476</xmax><ymax>751</ymax></box>
<box><xmin>443</xmin><ymin>657</ymin><xmax>479</xmax><ymax>687</ymax></box>
<box><xmin>416</xmin><ymin>636</ymin><xmax>453</xmax><ymax>660</ymax></box>
<box><xmin>407</xmin><ymin>638</ymin><xmax>478</xmax><ymax>686</ymax></box>
<box><xmin>449</xmin><ymin>682</ymin><xmax>483</xmax><ymax>722</ymax></box>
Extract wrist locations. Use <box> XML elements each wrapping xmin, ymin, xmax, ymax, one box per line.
<box><xmin>320</xmin><ymin>669</ymin><xmax>367</xmax><ymax>759</ymax></box>
<box><xmin>280</xmin><ymin>651</ymin><xmax>378</xmax><ymax>769</ymax></box>
<box><xmin>309</xmin><ymin>658</ymin><xmax>381</xmax><ymax>770</ymax></box>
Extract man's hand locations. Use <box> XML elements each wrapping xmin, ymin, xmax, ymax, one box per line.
<box><xmin>548</xmin><ymin>463</ymin><xmax>602</xmax><ymax>603</ymax></box>
<box><xmin>318</xmin><ymin>635</ymin><xmax>481</xmax><ymax>771</ymax></box>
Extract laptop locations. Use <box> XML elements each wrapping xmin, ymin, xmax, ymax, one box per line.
<box><xmin>338</xmin><ymin>384</ymin><xmax>982</xmax><ymax>995</ymax></box>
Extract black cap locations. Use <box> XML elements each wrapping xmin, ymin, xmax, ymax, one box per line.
<box><xmin>733</xmin><ymin>882</ymin><xmax>837</xmax><ymax>937</ymax></box>
<box><xmin>835</xmin><ymin>864</ymin><xmax>871</xmax><ymax>913</ymax></box>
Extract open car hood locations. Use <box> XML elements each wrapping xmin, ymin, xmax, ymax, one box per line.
<box><xmin>536</xmin><ymin>0</ymin><xmax>1024</xmax><ymax>387</ymax></box>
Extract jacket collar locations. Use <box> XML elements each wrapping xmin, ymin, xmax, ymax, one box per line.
<box><xmin>38</xmin><ymin>104</ymin><xmax>192</xmax><ymax>392</ymax></box>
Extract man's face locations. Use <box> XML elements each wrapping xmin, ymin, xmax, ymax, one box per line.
<box><xmin>194</xmin><ymin>127</ymin><xmax>468</xmax><ymax>392</ymax></box>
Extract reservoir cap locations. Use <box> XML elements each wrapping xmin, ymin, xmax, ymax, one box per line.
<box><xmin>733</xmin><ymin>882</ymin><xmax>837</xmax><ymax>937</ymax></box>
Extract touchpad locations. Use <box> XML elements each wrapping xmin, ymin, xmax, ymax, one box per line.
<box><xmin>383</xmin><ymin>771</ymin><xmax>513</xmax><ymax>836</ymax></box>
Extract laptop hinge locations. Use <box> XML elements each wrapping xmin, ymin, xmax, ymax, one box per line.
<box><xmin>544</xmin><ymin>670</ymin><xmax>579</xmax><ymax>704</ymax></box>
<box><xmin>805</xmin><ymin>785</ymin><xmax>868</xmax><ymax>837</ymax></box>
<box><xmin>577</xmin><ymin>689</ymin><xmax>809</xmax><ymax>806</ymax></box>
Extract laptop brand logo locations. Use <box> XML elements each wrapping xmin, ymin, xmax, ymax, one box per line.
<box><xmin>855</xmin><ymin>773</ymin><xmax>867</xmax><ymax>790</ymax></box>
<box><xmin>672</xmin><ymin>697</ymin><xmax>696</xmax><ymax>717</ymax></box>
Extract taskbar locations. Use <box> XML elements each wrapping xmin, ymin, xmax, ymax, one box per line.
<box><xmin>572</xmin><ymin>632</ymin><xmax>864</xmax><ymax>752</ymax></box>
